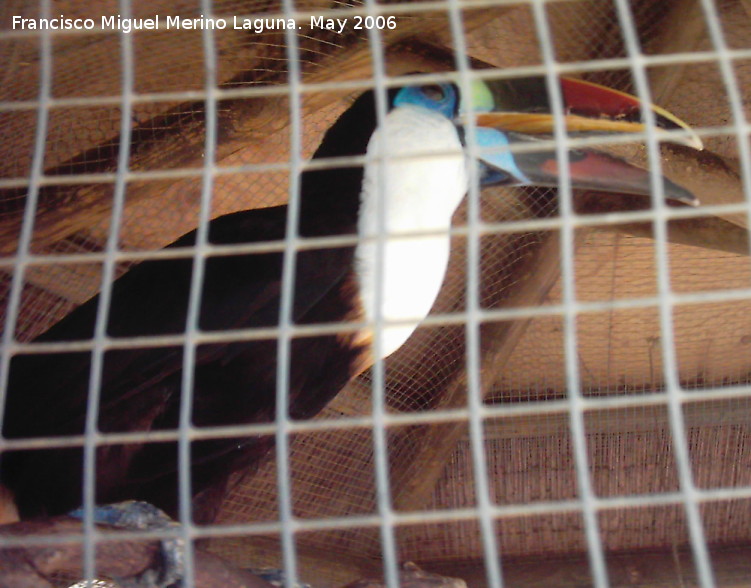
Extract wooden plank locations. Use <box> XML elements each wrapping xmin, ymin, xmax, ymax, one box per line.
<box><xmin>207</xmin><ymin>534</ymin><xmax>382</xmax><ymax>588</ymax></box>
<box><xmin>391</xmin><ymin>226</ymin><xmax>577</xmax><ymax>510</ymax></box>
<box><xmin>576</xmin><ymin>191</ymin><xmax>750</xmax><ymax>257</ymax></box>
<box><xmin>610</xmin><ymin>216</ymin><xmax>749</xmax><ymax>257</ymax></box>
<box><xmin>428</xmin><ymin>544</ymin><xmax>751</xmax><ymax>587</ymax></box>
<box><xmin>648</xmin><ymin>0</ymin><xmax>708</xmax><ymax>104</ymax></box>
<box><xmin>475</xmin><ymin>399</ymin><xmax>751</xmax><ymax>441</ymax></box>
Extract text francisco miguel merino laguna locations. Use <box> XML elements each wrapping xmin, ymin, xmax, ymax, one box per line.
<box><xmin>12</xmin><ymin>13</ymin><xmax>398</xmax><ymax>34</ymax></box>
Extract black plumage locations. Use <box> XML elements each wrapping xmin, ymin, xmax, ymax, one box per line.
<box><xmin>1</xmin><ymin>90</ymin><xmax>388</xmax><ymax>523</ymax></box>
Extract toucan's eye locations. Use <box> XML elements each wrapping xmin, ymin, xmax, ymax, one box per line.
<box><xmin>420</xmin><ymin>84</ymin><xmax>446</xmax><ymax>102</ymax></box>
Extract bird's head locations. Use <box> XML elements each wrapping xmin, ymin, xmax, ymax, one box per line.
<box><xmin>390</xmin><ymin>78</ymin><xmax>700</xmax><ymax>206</ymax></box>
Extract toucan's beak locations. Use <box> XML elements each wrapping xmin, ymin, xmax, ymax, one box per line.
<box><xmin>464</xmin><ymin>76</ymin><xmax>703</xmax><ymax>151</ymax></box>
<box><xmin>462</xmin><ymin>76</ymin><xmax>701</xmax><ymax>206</ymax></box>
<box><xmin>471</xmin><ymin>128</ymin><xmax>699</xmax><ymax>206</ymax></box>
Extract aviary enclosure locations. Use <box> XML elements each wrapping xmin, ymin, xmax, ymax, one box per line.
<box><xmin>1</xmin><ymin>0</ymin><xmax>750</xmax><ymax>586</ymax></box>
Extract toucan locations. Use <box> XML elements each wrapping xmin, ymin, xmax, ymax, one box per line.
<box><xmin>0</xmin><ymin>77</ymin><xmax>698</xmax><ymax>525</ymax></box>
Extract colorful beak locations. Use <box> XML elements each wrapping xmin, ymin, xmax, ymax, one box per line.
<box><xmin>462</xmin><ymin>76</ymin><xmax>703</xmax><ymax>150</ymax></box>
<box><xmin>472</xmin><ymin>127</ymin><xmax>699</xmax><ymax>206</ymax></box>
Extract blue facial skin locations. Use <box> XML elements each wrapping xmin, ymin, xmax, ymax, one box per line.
<box><xmin>393</xmin><ymin>83</ymin><xmax>458</xmax><ymax>119</ymax></box>
<box><xmin>393</xmin><ymin>84</ymin><xmax>528</xmax><ymax>187</ymax></box>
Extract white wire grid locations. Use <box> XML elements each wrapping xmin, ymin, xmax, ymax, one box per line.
<box><xmin>0</xmin><ymin>0</ymin><xmax>750</xmax><ymax>587</ymax></box>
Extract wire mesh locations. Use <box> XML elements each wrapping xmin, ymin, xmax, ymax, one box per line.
<box><xmin>0</xmin><ymin>0</ymin><xmax>750</xmax><ymax>587</ymax></box>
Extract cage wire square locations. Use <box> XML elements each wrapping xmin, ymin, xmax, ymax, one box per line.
<box><xmin>1</xmin><ymin>0</ymin><xmax>751</xmax><ymax>587</ymax></box>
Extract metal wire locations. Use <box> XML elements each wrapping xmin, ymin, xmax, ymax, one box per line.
<box><xmin>361</xmin><ymin>2</ymin><xmax>401</xmax><ymax>585</ymax></box>
<box><xmin>447</xmin><ymin>1</ymin><xmax>505</xmax><ymax>585</ymax></box>
<box><xmin>278</xmin><ymin>0</ymin><xmax>305</xmax><ymax>584</ymax></box>
<box><xmin>609</xmin><ymin>1</ymin><xmax>716</xmax><ymax>586</ymax></box>
<box><xmin>1</xmin><ymin>0</ymin><xmax>750</xmax><ymax>586</ymax></box>
<box><xmin>172</xmin><ymin>0</ymin><xmax>224</xmax><ymax>583</ymax></box>
<box><xmin>529</xmin><ymin>1</ymin><xmax>610</xmax><ymax>585</ymax></box>
<box><xmin>76</xmin><ymin>0</ymin><xmax>138</xmax><ymax>582</ymax></box>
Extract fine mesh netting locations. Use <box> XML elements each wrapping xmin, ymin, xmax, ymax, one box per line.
<box><xmin>2</xmin><ymin>0</ymin><xmax>751</xmax><ymax>587</ymax></box>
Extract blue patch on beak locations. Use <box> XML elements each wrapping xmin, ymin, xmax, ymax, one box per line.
<box><xmin>472</xmin><ymin>127</ymin><xmax>530</xmax><ymax>186</ymax></box>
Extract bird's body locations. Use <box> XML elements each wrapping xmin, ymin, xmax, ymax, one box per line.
<box><xmin>0</xmin><ymin>88</ymin><xmax>470</xmax><ymax>523</ymax></box>
<box><xmin>0</xmin><ymin>78</ymin><xmax>698</xmax><ymax>525</ymax></box>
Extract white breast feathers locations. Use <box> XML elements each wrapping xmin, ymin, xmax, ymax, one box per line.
<box><xmin>355</xmin><ymin>105</ymin><xmax>468</xmax><ymax>359</ymax></box>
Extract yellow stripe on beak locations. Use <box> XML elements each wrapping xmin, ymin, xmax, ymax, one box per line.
<box><xmin>471</xmin><ymin>111</ymin><xmax>703</xmax><ymax>150</ymax></box>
